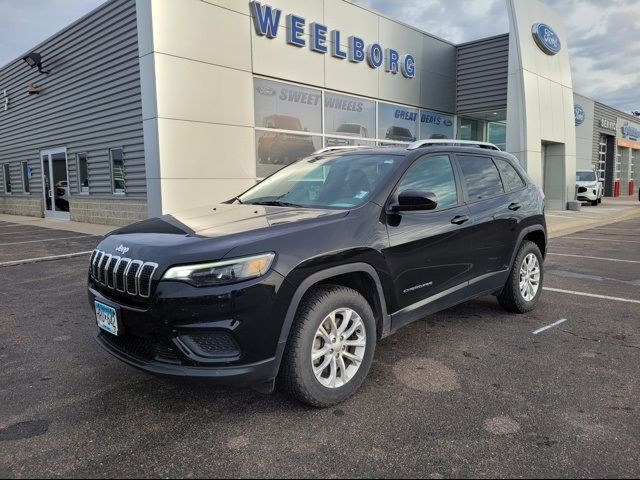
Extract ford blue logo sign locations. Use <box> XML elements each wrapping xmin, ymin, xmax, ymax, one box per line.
<box><xmin>532</xmin><ymin>23</ymin><xmax>561</xmax><ymax>56</ymax></box>
<box><xmin>574</xmin><ymin>105</ymin><xmax>585</xmax><ymax>126</ymax></box>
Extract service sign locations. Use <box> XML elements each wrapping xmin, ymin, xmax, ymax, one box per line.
<box><xmin>250</xmin><ymin>1</ymin><xmax>416</xmax><ymax>79</ymax></box>
<box><xmin>574</xmin><ymin>105</ymin><xmax>585</xmax><ymax>126</ymax></box>
<box><xmin>532</xmin><ymin>23</ymin><xmax>561</xmax><ymax>56</ymax></box>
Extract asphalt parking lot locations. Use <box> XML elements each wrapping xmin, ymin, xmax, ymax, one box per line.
<box><xmin>1</xmin><ymin>216</ymin><xmax>638</xmax><ymax>478</ymax></box>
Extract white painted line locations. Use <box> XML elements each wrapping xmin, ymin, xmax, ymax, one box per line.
<box><xmin>533</xmin><ymin>319</ymin><xmax>567</xmax><ymax>335</ymax></box>
<box><xmin>560</xmin><ymin>236</ymin><xmax>640</xmax><ymax>244</ymax></box>
<box><xmin>0</xmin><ymin>235</ymin><xmax>95</xmax><ymax>246</ymax></box>
<box><xmin>0</xmin><ymin>251</ymin><xmax>93</xmax><ymax>267</ymax></box>
<box><xmin>543</xmin><ymin>287</ymin><xmax>640</xmax><ymax>305</ymax></box>
<box><xmin>547</xmin><ymin>253</ymin><xmax>640</xmax><ymax>264</ymax></box>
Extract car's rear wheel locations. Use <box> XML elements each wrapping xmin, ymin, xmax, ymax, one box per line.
<box><xmin>279</xmin><ymin>285</ymin><xmax>376</xmax><ymax>408</ymax></box>
<box><xmin>498</xmin><ymin>241</ymin><xmax>544</xmax><ymax>313</ymax></box>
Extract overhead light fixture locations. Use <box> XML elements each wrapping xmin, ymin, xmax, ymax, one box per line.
<box><xmin>22</xmin><ymin>52</ymin><xmax>50</xmax><ymax>74</ymax></box>
<box><xmin>27</xmin><ymin>84</ymin><xmax>40</xmax><ymax>95</ymax></box>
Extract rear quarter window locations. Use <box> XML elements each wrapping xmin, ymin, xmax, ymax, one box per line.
<box><xmin>495</xmin><ymin>158</ymin><xmax>526</xmax><ymax>191</ymax></box>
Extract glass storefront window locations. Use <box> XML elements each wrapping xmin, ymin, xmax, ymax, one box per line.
<box><xmin>256</xmin><ymin>131</ymin><xmax>322</xmax><ymax>179</ymax></box>
<box><xmin>324</xmin><ymin>92</ymin><xmax>375</xmax><ymax>145</ymax></box>
<box><xmin>419</xmin><ymin>110</ymin><xmax>454</xmax><ymax>140</ymax></box>
<box><xmin>378</xmin><ymin>102</ymin><xmax>419</xmax><ymax>143</ymax></box>
<box><xmin>488</xmin><ymin>122</ymin><xmax>507</xmax><ymax>150</ymax></box>
<box><xmin>254</xmin><ymin>78</ymin><xmax>322</xmax><ymax>134</ymax></box>
<box><xmin>458</xmin><ymin>111</ymin><xmax>507</xmax><ymax>149</ymax></box>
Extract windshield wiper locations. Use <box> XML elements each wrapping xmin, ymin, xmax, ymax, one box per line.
<box><xmin>248</xmin><ymin>200</ymin><xmax>303</xmax><ymax>208</ymax></box>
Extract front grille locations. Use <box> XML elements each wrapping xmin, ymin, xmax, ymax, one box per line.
<box><xmin>91</xmin><ymin>249</ymin><xmax>158</xmax><ymax>298</ymax></box>
<box><xmin>102</xmin><ymin>332</ymin><xmax>180</xmax><ymax>364</ymax></box>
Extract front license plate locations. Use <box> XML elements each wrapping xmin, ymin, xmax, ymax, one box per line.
<box><xmin>95</xmin><ymin>301</ymin><xmax>119</xmax><ymax>336</ymax></box>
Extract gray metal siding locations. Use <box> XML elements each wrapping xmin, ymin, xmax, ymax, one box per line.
<box><xmin>593</xmin><ymin>102</ymin><xmax>619</xmax><ymax>165</ymax></box>
<box><xmin>456</xmin><ymin>34</ymin><xmax>509</xmax><ymax>114</ymax></box>
<box><xmin>0</xmin><ymin>0</ymin><xmax>145</xmax><ymax>198</ymax></box>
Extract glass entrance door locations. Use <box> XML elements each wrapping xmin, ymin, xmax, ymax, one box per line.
<box><xmin>41</xmin><ymin>148</ymin><xmax>70</xmax><ymax>220</ymax></box>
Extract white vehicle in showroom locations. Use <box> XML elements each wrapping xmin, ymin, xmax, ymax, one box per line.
<box><xmin>575</xmin><ymin>169</ymin><xmax>604</xmax><ymax>206</ymax></box>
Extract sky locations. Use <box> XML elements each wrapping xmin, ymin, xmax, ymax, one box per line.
<box><xmin>0</xmin><ymin>0</ymin><xmax>638</xmax><ymax>113</ymax></box>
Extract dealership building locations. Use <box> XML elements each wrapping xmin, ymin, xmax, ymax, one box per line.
<box><xmin>0</xmin><ymin>0</ymin><xmax>638</xmax><ymax>225</ymax></box>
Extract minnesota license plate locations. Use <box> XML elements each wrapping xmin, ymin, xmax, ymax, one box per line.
<box><xmin>95</xmin><ymin>301</ymin><xmax>119</xmax><ymax>336</ymax></box>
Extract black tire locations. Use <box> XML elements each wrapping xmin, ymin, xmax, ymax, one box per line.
<box><xmin>279</xmin><ymin>285</ymin><xmax>376</xmax><ymax>408</ymax></box>
<box><xmin>498</xmin><ymin>240</ymin><xmax>544</xmax><ymax>313</ymax></box>
<box><xmin>591</xmin><ymin>200</ymin><xmax>598</xmax><ymax>206</ymax></box>
<box><xmin>598</xmin><ymin>197</ymin><xmax>602</xmax><ymax>204</ymax></box>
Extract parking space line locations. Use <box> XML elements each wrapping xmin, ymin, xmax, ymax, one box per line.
<box><xmin>0</xmin><ymin>229</ymin><xmax>46</xmax><ymax>236</ymax></box>
<box><xmin>533</xmin><ymin>319</ymin><xmax>567</xmax><ymax>335</ymax></box>
<box><xmin>546</xmin><ymin>253</ymin><xmax>640</xmax><ymax>264</ymax></box>
<box><xmin>558</xmin><ymin>236</ymin><xmax>640</xmax><ymax>244</ymax></box>
<box><xmin>0</xmin><ymin>235</ymin><xmax>96</xmax><ymax>246</ymax></box>
<box><xmin>543</xmin><ymin>287</ymin><xmax>640</xmax><ymax>304</ymax></box>
<box><xmin>0</xmin><ymin>251</ymin><xmax>94</xmax><ymax>267</ymax></box>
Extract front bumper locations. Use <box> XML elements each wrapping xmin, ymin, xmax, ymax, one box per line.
<box><xmin>88</xmin><ymin>270</ymin><xmax>288</xmax><ymax>386</ymax></box>
<box><xmin>577</xmin><ymin>186</ymin><xmax>600</xmax><ymax>202</ymax></box>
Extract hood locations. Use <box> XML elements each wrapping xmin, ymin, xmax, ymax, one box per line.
<box><xmin>97</xmin><ymin>204</ymin><xmax>349</xmax><ymax>266</ymax></box>
<box><xmin>576</xmin><ymin>180</ymin><xmax>599</xmax><ymax>186</ymax></box>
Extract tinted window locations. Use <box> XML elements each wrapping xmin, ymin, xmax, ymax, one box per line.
<box><xmin>21</xmin><ymin>161</ymin><xmax>30</xmax><ymax>193</ymax></box>
<box><xmin>77</xmin><ymin>154</ymin><xmax>89</xmax><ymax>193</ymax></box>
<box><xmin>495</xmin><ymin>158</ymin><xmax>525</xmax><ymax>191</ymax></box>
<box><xmin>110</xmin><ymin>148</ymin><xmax>125</xmax><ymax>194</ymax></box>
<box><xmin>396</xmin><ymin>155</ymin><xmax>458</xmax><ymax>210</ymax></box>
<box><xmin>458</xmin><ymin>155</ymin><xmax>504</xmax><ymax>200</ymax></box>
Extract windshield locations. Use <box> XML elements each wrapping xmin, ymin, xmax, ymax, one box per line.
<box><xmin>576</xmin><ymin>171</ymin><xmax>597</xmax><ymax>182</ymax></box>
<box><xmin>239</xmin><ymin>154</ymin><xmax>400</xmax><ymax>209</ymax></box>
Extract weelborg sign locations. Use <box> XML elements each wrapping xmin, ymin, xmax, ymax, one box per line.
<box><xmin>249</xmin><ymin>1</ymin><xmax>416</xmax><ymax>79</ymax></box>
<box><xmin>532</xmin><ymin>23</ymin><xmax>561</xmax><ymax>56</ymax></box>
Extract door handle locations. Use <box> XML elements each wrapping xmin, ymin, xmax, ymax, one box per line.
<box><xmin>451</xmin><ymin>215</ymin><xmax>470</xmax><ymax>225</ymax></box>
<box><xmin>508</xmin><ymin>202</ymin><xmax>522</xmax><ymax>211</ymax></box>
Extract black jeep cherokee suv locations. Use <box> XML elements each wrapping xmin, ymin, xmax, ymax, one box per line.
<box><xmin>88</xmin><ymin>143</ymin><xmax>546</xmax><ymax>407</ymax></box>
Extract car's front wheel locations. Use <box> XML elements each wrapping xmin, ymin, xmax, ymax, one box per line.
<box><xmin>280</xmin><ymin>285</ymin><xmax>376</xmax><ymax>408</ymax></box>
<box><xmin>498</xmin><ymin>240</ymin><xmax>544</xmax><ymax>313</ymax></box>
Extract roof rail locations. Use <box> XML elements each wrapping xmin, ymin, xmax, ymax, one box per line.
<box><xmin>312</xmin><ymin>146</ymin><xmax>373</xmax><ymax>155</ymax></box>
<box><xmin>407</xmin><ymin>139</ymin><xmax>501</xmax><ymax>151</ymax></box>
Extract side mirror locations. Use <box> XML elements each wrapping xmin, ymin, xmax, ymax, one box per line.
<box><xmin>389</xmin><ymin>190</ymin><xmax>438</xmax><ymax>212</ymax></box>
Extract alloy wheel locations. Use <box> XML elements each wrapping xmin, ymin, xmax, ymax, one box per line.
<box><xmin>519</xmin><ymin>253</ymin><xmax>541</xmax><ymax>301</ymax></box>
<box><xmin>311</xmin><ymin>308</ymin><xmax>366</xmax><ymax>389</ymax></box>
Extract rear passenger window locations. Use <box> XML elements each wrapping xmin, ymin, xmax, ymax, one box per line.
<box><xmin>495</xmin><ymin>158</ymin><xmax>526</xmax><ymax>191</ymax></box>
<box><xmin>396</xmin><ymin>155</ymin><xmax>458</xmax><ymax>210</ymax></box>
<box><xmin>457</xmin><ymin>155</ymin><xmax>504</xmax><ymax>201</ymax></box>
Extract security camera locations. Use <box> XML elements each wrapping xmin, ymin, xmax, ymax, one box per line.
<box><xmin>27</xmin><ymin>84</ymin><xmax>40</xmax><ymax>95</ymax></box>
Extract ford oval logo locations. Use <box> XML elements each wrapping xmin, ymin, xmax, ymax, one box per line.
<box><xmin>532</xmin><ymin>23</ymin><xmax>561</xmax><ymax>56</ymax></box>
<box><xmin>256</xmin><ymin>86</ymin><xmax>277</xmax><ymax>96</ymax></box>
<box><xmin>574</xmin><ymin>105</ymin><xmax>585</xmax><ymax>126</ymax></box>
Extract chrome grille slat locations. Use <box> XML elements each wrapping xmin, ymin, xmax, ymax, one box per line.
<box><xmin>126</xmin><ymin>260</ymin><xmax>143</xmax><ymax>296</ymax></box>
<box><xmin>115</xmin><ymin>258</ymin><xmax>130</xmax><ymax>292</ymax></box>
<box><xmin>90</xmin><ymin>250</ymin><xmax>158</xmax><ymax>299</ymax></box>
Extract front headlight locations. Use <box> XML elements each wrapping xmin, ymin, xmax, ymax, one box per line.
<box><xmin>162</xmin><ymin>253</ymin><xmax>276</xmax><ymax>287</ymax></box>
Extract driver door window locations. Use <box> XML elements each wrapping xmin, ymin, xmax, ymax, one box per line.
<box><xmin>396</xmin><ymin>154</ymin><xmax>458</xmax><ymax>210</ymax></box>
